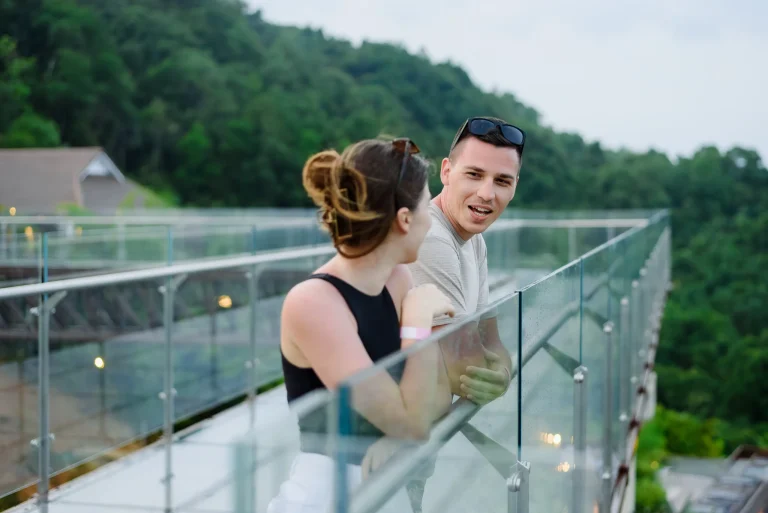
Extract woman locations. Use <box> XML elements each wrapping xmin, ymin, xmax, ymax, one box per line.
<box><xmin>268</xmin><ymin>137</ymin><xmax>455</xmax><ymax>512</ymax></box>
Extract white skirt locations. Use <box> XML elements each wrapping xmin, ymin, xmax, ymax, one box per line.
<box><xmin>266</xmin><ymin>452</ymin><xmax>414</xmax><ymax>513</ymax></box>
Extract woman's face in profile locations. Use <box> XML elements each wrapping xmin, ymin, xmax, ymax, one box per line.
<box><xmin>403</xmin><ymin>184</ymin><xmax>433</xmax><ymax>263</ymax></box>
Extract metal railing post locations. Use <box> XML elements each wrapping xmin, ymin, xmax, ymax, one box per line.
<box><xmin>573</xmin><ymin>366</ymin><xmax>588</xmax><ymax>513</ymax></box>
<box><xmin>31</xmin><ymin>290</ymin><xmax>65</xmax><ymax>513</ymax></box>
<box><xmin>507</xmin><ymin>460</ymin><xmax>531</xmax><ymax>513</ymax></box>
<box><xmin>618</xmin><ymin>297</ymin><xmax>630</xmax><ymax>465</ymax></box>
<box><xmin>159</xmin><ymin>273</ymin><xmax>186</xmax><ymax>513</ymax></box>
<box><xmin>37</xmin><ymin>296</ymin><xmax>50</xmax><ymax>513</ymax></box>
<box><xmin>246</xmin><ymin>265</ymin><xmax>262</xmax><ymax>427</ymax></box>
<box><xmin>629</xmin><ymin>280</ymin><xmax>640</xmax><ymax>400</ymax></box>
<box><xmin>601</xmin><ymin>323</ymin><xmax>614</xmax><ymax>512</ymax></box>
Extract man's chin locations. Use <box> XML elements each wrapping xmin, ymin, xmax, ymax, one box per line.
<box><xmin>460</xmin><ymin>219</ymin><xmax>492</xmax><ymax>236</ymax></box>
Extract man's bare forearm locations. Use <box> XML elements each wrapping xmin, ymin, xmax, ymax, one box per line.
<box><xmin>478</xmin><ymin>316</ymin><xmax>513</xmax><ymax>376</ymax></box>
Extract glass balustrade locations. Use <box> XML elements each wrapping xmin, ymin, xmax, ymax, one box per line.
<box><xmin>0</xmin><ymin>210</ymin><xmax>671</xmax><ymax>513</ymax></box>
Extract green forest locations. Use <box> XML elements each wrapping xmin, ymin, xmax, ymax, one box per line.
<box><xmin>1</xmin><ymin>0</ymin><xmax>766</xmax><ymax>509</ymax></box>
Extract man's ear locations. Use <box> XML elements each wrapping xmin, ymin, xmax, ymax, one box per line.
<box><xmin>440</xmin><ymin>157</ymin><xmax>452</xmax><ymax>187</ymax></box>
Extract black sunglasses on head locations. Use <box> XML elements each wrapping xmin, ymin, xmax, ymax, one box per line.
<box><xmin>392</xmin><ymin>137</ymin><xmax>421</xmax><ymax>211</ymax></box>
<box><xmin>452</xmin><ymin>117</ymin><xmax>526</xmax><ymax>155</ymax></box>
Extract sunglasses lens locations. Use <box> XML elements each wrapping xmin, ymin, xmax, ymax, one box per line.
<box><xmin>501</xmin><ymin>125</ymin><xmax>525</xmax><ymax>146</ymax></box>
<box><xmin>468</xmin><ymin>118</ymin><xmax>497</xmax><ymax>135</ymax></box>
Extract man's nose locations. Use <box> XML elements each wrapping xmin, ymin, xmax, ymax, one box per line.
<box><xmin>477</xmin><ymin>179</ymin><xmax>495</xmax><ymax>202</ymax></box>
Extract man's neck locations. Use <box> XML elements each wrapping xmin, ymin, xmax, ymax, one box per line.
<box><xmin>434</xmin><ymin>193</ymin><xmax>472</xmax><ymax>241</ymax></box>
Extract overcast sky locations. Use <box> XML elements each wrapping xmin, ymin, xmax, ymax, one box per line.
<box><xmin>246</xmin><ymin>1</ymin><xmax>766</xmax><ymax>162</ymax></box>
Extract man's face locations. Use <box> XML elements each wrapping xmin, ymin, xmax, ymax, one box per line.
<box><xmin>439</xmin><ymin>137</ymin><xmax>520</xmax><ymax>239</ymax></box>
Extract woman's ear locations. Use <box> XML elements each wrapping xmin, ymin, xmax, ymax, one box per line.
<box><xmin>394</xmin><ymin>207</ymin><xmax>412</xmax><ymax>235</ymax></box>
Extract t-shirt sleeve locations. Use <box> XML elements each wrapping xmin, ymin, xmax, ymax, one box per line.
<box><xmin>407</xmin><ymin>235</ymin><xmax>468</xmax><ymax>326</ymax></box>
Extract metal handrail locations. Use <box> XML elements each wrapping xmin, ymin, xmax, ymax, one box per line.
<box><xmin>0</xmin><ymin>244</ymin><xmax>336</xmax><ymax>300</ymax></box>
<box><xmin>1</xmin><ymin>215</ymin><xmax>650</xmax><ymax>231</ymax></box>
<box><xmin>0</xmin><ymin>215</ymin><xmax>318</xmax><ymax>227</ymax></box>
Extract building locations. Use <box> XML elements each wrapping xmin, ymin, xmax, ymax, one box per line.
<box><xmin>0</xmin><ymin>147</ymin><xmax>150</xmax><ymax>215</ymax></box>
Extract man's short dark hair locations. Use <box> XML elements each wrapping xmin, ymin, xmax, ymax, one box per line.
<box><xmin>449</xmin><ymin>116</ymin><xmax>522</xmax><ymax>160</ymax></box>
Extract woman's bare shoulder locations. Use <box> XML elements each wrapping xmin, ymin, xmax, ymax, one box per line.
<box><xmin>283</xmin><ymin>278</ymin><xmax>346</xmax><ymax>319</ymax></box>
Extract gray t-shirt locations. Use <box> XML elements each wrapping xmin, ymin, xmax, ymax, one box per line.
<box><xmin>408</xmin><ymin>202</ymin><xmax>491</xmax><ymax>327</ymax></box>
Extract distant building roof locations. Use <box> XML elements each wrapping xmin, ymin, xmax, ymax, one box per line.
<box><xmin>0</xmin><ymin>147</ymin><xmax>144</xmax><ymax>214</ymax></box>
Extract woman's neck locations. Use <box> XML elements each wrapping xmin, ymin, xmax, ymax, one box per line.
<box><xmin>325</xmin><ymin>247</ymin><xmax>399</xmax><ymax>296</ymax></box>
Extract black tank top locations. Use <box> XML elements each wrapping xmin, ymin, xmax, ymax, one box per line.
<box><xmin>280</xmin><ymin>273</ymin><xmax>405</xmax><ymax>464</ymax></box>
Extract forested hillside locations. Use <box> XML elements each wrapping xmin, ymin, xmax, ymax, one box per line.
<box><xmin>1</xmin><ymin>0</ymin><xmax>766</xmax><ymax>481</ymax></box>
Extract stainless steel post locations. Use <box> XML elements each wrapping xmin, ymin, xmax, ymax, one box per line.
<box><xmin>618</xmin><ymin>297</ymin><xmax>630</xmax><ymax>464</ymax></box>
<box><xmin>37</xmin><ymin>300</ymin><xmax>50</xmax><ymax>513</ymax></box>
<box><xmin>160</xmin><ymin>273</ymin><xmax>185</xmax><ymax>513</ymax></box>
<box><xmin>639</xmin><ymin>267</ymin><xmax>647</xmax><ymax>353</ymax></box>
<box><xmin>629</xmin><ymin>280</ymin><xmax>640</xmax><ymax>399</ymax></box>
<box><xmin>163</xmin><ymin>276</ymin><xmax>175</xmax><ymax>513</ymax></box>
<box><xmin>573</xmin><ymin>365</ymin><xmax>588</xmax><ymax>513</ymax></box>
<box><xmin>32</xmin><ymin>291</ymin><xmax>65</xmax><ymax>513</ymax></box>
<box><xmin>507</xmin><ymin>460</ymin><xmax>531</xmax><ymax>513</ymax></box>
<box><xmin>602</xmin><ymin>322</ymin><xmax>614</xmax><ymax>513</ymax></box>
<box><xmin>246</xmin><ymin>265</ymin><xmax>261</xmax><ymax>427</ymax></box>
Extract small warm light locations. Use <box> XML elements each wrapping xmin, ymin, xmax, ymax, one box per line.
<box><xmin>546</xmin><ymin>433</ymin><xmax>554</xmax><ymax>444</ymax></box>
<box><xmin>553</xmin><ymin>433</ymin><xmax>562</xmax><ymax>446</ymax></box>
<box><xmin>556</xmin><ymin>461</ymin><xmax>571</xmax><ymax>472</ymax></box>
<box><xmin>24</xmin><ymin>226</ymin><xmax>33</xmax><ymax>241</ymax></box>
<box><xmin>9</xmin><ymin>207</ymin><xmax>16</xmax><ymax>216</ymax></box>
<box><xmin>217</xmin><ymin>295</ymin><xmax>232</xmax><ymax>309</ymax></box>
<box><xmin>94</xmin><ymin>357</ymin><xmax>105</xmax><ymax>369</ymax></box>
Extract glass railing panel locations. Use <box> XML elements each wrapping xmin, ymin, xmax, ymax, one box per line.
<box><xmin>231</xmin><ymin>390</ymin><xmax>336</xmax><ymax>513</ymax></box>
<box><xmin>171</xmin><ymin>253</ymin><xmax>331</xmax><ymax>424</ymax></box>
<box><xmin>519</xmin><ymin>260</ymin><xmax>584</xmax><ymax>513</ymax></box>
<box><xmin>0</xmin><ymin>231</ymin><xmax>43</xmax><ymax>276</ymax></box>
<box><xmin>171</xmin><ymin>225</ymin><xmax>253</xmax><ymax>261</ymax></box>
<box><xmin>0</xmin><ymin>291</ymin><xmax>42</xmax><ymax>501</ymax></box>
<box><xmin>327</xmin><ymin>292</ymin><xmax>521</xmax><ymax>513</ymax></box>
<box><xmin>517</xmin><ymin>225</ymin><xmax>571</xmax><ymax>270</ymax></box>
<box><xmin>171</xmin><ymin>267</ymin><xmax>252</xmax><ymax>422</ymax></box>
<box><xmin>430</xmin><ymin>292</ymin><xmax>521</xmax><ymax>513</ymax></box>
<box><xmin>45</xmin><ymin>227</ymin><xmax>170</xmax><ymax>268</ymax></box>
<box><xmin>43</xmin><ymin>278</ymin><xmax>167</xmax><ymax>486</ymax></box>
<box><xmin>581</xmin><ymin>239</ymin><xmax>624</xmax><ymax>509</ymax></box>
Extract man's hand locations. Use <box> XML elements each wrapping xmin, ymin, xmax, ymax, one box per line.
<box><xmin>459</xmin><ymin>347</ymin><xmax>511</xmax><ymax>405</ymax></box>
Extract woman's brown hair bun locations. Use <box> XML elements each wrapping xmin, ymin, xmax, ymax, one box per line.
<box><xmin>302</xmin><ymin>138</ymin><xmax>429</xmax><ymax>258</ymax></box>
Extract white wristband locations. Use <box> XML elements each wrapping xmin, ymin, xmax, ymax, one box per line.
<box><xmin>400</xmin><ymin>326</ymin><xmax>431</xmax><ymax>340</ymax></box>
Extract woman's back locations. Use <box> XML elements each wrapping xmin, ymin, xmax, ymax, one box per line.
<box><xmin>281</xmin><ymin>272</ymin><xmax>403</xmax><ymax>403</ymax></box>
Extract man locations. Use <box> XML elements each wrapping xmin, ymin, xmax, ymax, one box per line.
<box><xmin>410</xmin><ymin>115</ymin><xmax>524</xmax><ymax>403</ymax></box>
<box><xmin>403</xmin><ymin>116</ymin><xmax>524</xmax><ymax>511</ymax></box>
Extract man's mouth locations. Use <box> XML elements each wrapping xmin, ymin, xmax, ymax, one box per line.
<box><xmin>468</xmin><ymin>205</ymin><xmax>493</xmax><ymax>218</ymax></box>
